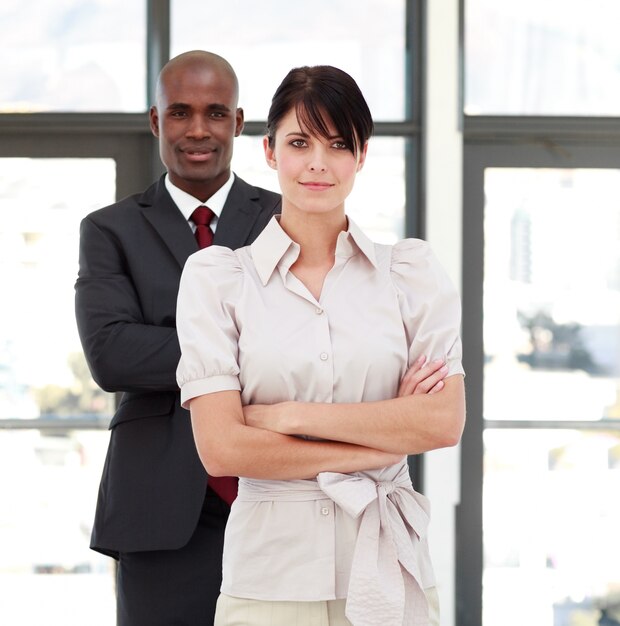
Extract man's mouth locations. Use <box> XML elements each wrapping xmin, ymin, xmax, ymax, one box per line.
<box><xmin>182</xmin><ymin>148</ymin><xmax>215</xmax><ymax>162</ymax></box>
<box><xmin>179</xmin><ymin>145</ymin><xmax>216</xmax><ymax>161</ymax></box>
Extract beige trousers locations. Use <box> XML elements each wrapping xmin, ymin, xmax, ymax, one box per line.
<box><xmin>214</xmin><ymin>587</ymin><xmax>440</xmax><ymax>626</ymax></box>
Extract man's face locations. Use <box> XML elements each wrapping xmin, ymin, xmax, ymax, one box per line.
<box><xmin>149</xmin><ymin>63</ymin><xmax>244</xmax><ymax>201</ymax></box>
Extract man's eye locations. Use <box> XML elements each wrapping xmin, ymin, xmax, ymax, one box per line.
<box><xmin>210</xmin><ymin>112</ymin><xmax>226</xmax><ymax>118</ymax></box>
<box><xmin>170</xmin><ymin>111</ymin><xmax>187</xmax><ymax>118</ymax></box>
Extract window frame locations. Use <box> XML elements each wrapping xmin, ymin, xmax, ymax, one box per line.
<box><xmin>459</xmin><ymin>113</ymin><xmax>620</xmax><ymax>626</ymax></box>
<box><xmin>0</xmin><ymin>0</ymin><xmax>425</xmax><ymax>412</ymax></box>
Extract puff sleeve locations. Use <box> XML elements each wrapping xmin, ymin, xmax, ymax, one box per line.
<box><xmin>390</xmin><ymin>239</ymin><xmax>465</xmax><ymax>377</ymax></box>
<box><xmin>176</xmin><ymin>246</ymin><xmax>243</xmax><ymax>408</ymax></box>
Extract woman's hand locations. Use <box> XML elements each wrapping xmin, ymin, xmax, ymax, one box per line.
<box><xmin>243</xmin><ymin>402</ymin><xmax>289</xmax><ymax>433</ymax></box>
<box><xmin>397</xmin><ymin>355</ymin><xmax>448</xmax><ymax>397</ymax></box>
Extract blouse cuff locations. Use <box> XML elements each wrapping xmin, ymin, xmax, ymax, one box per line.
<box><xmin>180</xmin><ymin>374</ymin><xmax>241</xmax><ymax>409</ymax></box>
<box><xmin>446</xmin><ymin>357</ymin><xmax>465</xmax><ymax>378</ymax></box>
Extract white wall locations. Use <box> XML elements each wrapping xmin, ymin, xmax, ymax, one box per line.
<box><xmin>422</xmin><ymin>1</ymin><xmax>463</xmax><ymax>625</ymax></box>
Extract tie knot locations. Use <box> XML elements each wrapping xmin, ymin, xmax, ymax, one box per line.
<box><xmin>191</xmin><ymin>205</ymin><xmax>214</xmax><ymax>227</ymax></box>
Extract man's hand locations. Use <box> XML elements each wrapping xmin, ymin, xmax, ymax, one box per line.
<box><xmin>397</xmin><ymin>355</ymin><xmax>448</xmax><ymax>397</ymax></box>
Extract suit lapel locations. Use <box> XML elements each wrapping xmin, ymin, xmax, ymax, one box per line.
<box><xmin>140</xmin><ymin>177</ymin><xmax>198</xmax><ymax>269</ymax></box>
<box><xmin>214</xmin><ymin>177</ymin><xmax>263</xmax><ymax>249</ymax></box>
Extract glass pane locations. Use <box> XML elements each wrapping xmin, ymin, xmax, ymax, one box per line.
<box><xmin>0</xmin><ymin>158</ymin><xmax>116</xmax><ymax>420</ymax></box>
<box><xmin>483</xmin><ymin>428</ymin><xmax>620</xmax><ymax>626</ymax></box>
<box><xmin>465</xmin><ymin>0</ymin><xmax>620</xmax><ymax>115</ymax></box>
<box><xmin>0</xmin><ymin>158</ymin><xmax>117</xmax><ymax>624</ymax></box>
<box><xmin>233</xmin><ymin>135</ymin><xmax>405</xmax><ymax>242</ymax></box>
<box><xmin>0</xmin><ymin>428</ymin><xmax>115</xmax><ymax>626</ymax></box>
<box><xmin>483</xmin><ymin>168</ymin><xmax>620</xmax><ymax>422</ymax></box>
<box><xmin>171</xmin><ymin>0</ymin><xmax>407</xmax><ymax>121</ymax></box>
<box><xmin>0</xmin><ymin>0</ymin><xmax>146</xmax><ymax>112</ymax></box>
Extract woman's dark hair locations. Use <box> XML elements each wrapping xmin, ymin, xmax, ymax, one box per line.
<box><xmin>266</xmin><ymin>65</ymin><xmax>374</xmax><ymax>156</ymax></box>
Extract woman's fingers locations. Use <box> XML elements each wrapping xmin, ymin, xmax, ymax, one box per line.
<box><xmin>427</xmin><ymin>379</ymin><xmax>445</xmax><ymax>395</ymax></box>
<box><xmin>398</xmin><ymin>357</ymin><xmax>448</xmax><ymax>397</ymax></box>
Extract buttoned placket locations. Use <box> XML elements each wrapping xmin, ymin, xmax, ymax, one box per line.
<box><xmin>277</xmin><ymin>247</ymin><xmax>356</xmax><ymax>406</ymax></box>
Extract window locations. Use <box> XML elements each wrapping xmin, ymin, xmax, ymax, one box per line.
<box><xmin>0</xmin><ymin>158</ymin><xmax>117</xmax><ymax>626</ymax></box>
<box><xmin>0</xmin><ymin>0</ymin><xmax>146</xmax><ymax>112</ymax></box>
<box><xmin>481</xmin><ymin>166</ymin><xmax>620</xmax><ymax>625</ymax></box>
<box><xmin>171</xmin><ymin>0</ymin><xmax>407</xmax><ymax>121</ymax></box>
<box><xmin>0</xmin><ymin>158</ymin><xmax>116</xmax><ymax>420</ymax></box>
<box><xmin>172</xmin><ymin>0</ymin><xmax>415</xmax><ymax>242</ymax></box>
<box><xmin>1</xmin><ymin>3</ymin><xmax>420</xmax><ymax>624</ymax></box>
<box><xmin>465</xmin><ymin>0</ymin><xmax>620</xmax><ymax>116</ymax></box>
<box><xmin>462</xmin><ymin>3</ymin><xmax>620</xmax><ymax>624</ymax></box>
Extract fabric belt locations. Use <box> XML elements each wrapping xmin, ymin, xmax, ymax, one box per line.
<box><xmin>237</xmin><ymin>464</ymin><xmax>433</xmax><ymax>626</ymax></box>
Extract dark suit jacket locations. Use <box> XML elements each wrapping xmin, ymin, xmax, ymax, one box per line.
<box><xmin>75</xmin><ymin>174</ymin><xmax>280</xmax><ymax>557</ymax></box>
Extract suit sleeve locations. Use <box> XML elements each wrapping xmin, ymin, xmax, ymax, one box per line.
<box><xmin>75</xmin><ymin>215</ymin><xmax>181</xmax><ymax>392</ymax></box>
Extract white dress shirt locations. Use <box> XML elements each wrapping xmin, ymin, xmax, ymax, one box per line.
<box><xmin>176</xmin><ymin>216</ymin><xmax>464</xmax><ymax>625</ymax></box>
<box><xmin>164</xmin><ymin>171</ymin><xmax>235</xmax><ymax>233</ymax></box>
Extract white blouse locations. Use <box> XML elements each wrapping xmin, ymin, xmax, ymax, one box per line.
<box><xmin>176</xmin><ymin>216</ymin><xmax>464</xmax><ymax>626</ymax></box>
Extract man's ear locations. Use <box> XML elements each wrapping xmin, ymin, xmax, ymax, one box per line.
<box><xmin>356</xmin><ymin>141</ymin><xmax>369</xmax><ymax>172</ymax></box>
<box><xmin>235</xmin><ymin>108</ymin><xmax>245</xmax><ymax>137</ymax></box>
<box><xmin>263</xmin><ymin>136</ymin><xmax>277</xmax><ymax>170</ymax></box>
<box><xmin>149</xmin><ymin>106</ymin><xmax>160</xmax><ymax>138</ymax></box>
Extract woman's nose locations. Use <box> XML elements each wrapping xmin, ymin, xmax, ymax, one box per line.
<box><xmin>308</xmin><ymin>149</ymin><xmax>328</xmax><ymax>172</ymax></box>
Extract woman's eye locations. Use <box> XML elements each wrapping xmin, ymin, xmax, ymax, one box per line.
<box><xmin>290</xmin><ymin>139</ymin><xmax>307</xmax><ymax>148</ymax></box>
<box><xmin>333</xmin><ymin>141</ymin><xmax>348</xmax><ymax>150</ymax></box>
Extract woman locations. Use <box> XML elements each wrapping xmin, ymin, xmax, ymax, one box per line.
<box><xmin>176</xmin><ymin>65</ymin><xmax>465</xmax><ymax>626</ymax></box>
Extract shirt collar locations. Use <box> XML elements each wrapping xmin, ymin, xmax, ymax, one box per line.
<box><xmin>251</xmin><ymin>215</ymin><xmax>378</xmax><ymax>287</ymax></box>
<box><xmin>164</xmin><ymin>172</ymin><xmax>235</xmax><ymax>221</ymax></box>
<box><xmin>339</xmin><ymin>217</ymin><xmax>378</xmax><ymax>269</ymax></box>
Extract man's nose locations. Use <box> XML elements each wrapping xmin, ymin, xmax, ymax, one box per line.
<box><xmin>186</xmin><ymin>116</ymin><xmax>211</xmax><ymax>138</ymax></box>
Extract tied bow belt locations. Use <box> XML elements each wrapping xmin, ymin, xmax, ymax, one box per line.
<box><xmin>237</xmin><ymin>463</ymin><xmax>435</xmax><ymax>626</ymax></box>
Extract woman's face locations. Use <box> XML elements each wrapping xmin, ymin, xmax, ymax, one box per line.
<box><xmin>263</xmin><ymin>107</ymin><xmax>367</xmax><ymax>217</ymax></box>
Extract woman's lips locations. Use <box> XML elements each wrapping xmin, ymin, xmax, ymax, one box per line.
<box><xmin>299</xmin><ymin>182</ymin><xmax>333</xmax><ymax>190</ymax></box>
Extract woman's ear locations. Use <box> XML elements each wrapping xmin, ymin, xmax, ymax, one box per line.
<box><xmin>263</xmin><ymin>136</ymin><xmax>277</xmax><ymax>170</ymax></box>
<box><xmin>356</xmin><ymin>141</ymin><xmax>369</xmax><ymax>173</ymax></box>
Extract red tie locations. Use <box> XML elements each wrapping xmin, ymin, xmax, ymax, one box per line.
<box><xmin>191</xmin><ymin>205</ymin><xmax>238</xmax><ymax>506</ymax></box>
<box><xmin>191</xmin><ymin>205</ymin><xmax>215</xmax><ymax>248</ymax></box>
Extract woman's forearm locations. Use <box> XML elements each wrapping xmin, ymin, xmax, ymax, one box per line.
<box><xmin>249</xmin><ymin>375</ymin><xmax>466</xmax><ymax>455</ymax></box>
<box><xmin>189</xmin><ymin>391</ymin><xmax>403</xmax><ymax>479</ymax></box>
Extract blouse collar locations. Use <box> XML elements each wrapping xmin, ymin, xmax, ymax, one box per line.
<box><xmin>251</xmin><ymin>215</ymin><xmax>378</xmax><ymax>286</ymax></box>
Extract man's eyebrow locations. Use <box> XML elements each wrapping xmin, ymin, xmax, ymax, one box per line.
<box><xmin>166</xmin><ymin>102</ymin><xmax>232</xmax><ymax>111</ymax></box>
<box><xmin>207</xmin><ymin>103</ymin><xmax>232</xmax><ymax>112</ymax></box>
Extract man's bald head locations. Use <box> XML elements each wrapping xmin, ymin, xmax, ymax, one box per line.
<box><xmin>155</xmin><ymin>50</ymin><xmax>239</xmax><ymax>108</ymax></box>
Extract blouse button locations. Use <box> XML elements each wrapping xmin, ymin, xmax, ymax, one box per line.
<box><xmin>315</xmin><ymin>307</ymin><xmax>323</xmax><ymax>315</ymax></box>
<box><xmin>321</xmin><ymin>507</ymin><xmax>330</xmax><ymax>516</ymax></box>
<box><xmin>319</xmin><ymin>352</ymin><xmax>329</xmax><ymax>361</ymax></box>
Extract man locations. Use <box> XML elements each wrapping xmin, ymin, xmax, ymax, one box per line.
<box><xmin>75</xmin><ymin>50</ymin><xmax>280</xmax><ymax>625</ymax></box>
